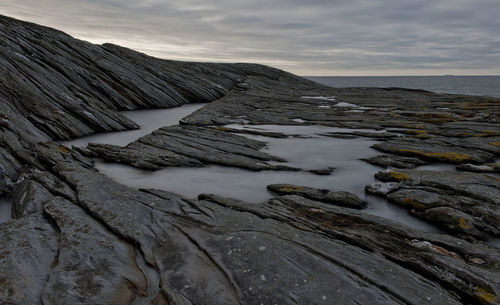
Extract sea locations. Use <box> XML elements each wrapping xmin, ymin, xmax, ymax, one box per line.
<box><xmin>306</xmin><ymin>75</ymin><xmax>500</xmax><ymax>98</ymax></box>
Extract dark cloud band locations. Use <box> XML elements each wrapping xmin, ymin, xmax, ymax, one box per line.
<box><xmin>1</xmin><ymin>0</ymin><xmax>499</xmax><ymax>75</ymax></box>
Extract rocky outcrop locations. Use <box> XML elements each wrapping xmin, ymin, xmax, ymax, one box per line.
<box><xmin>371</xmin><ymin>169</ymin><xmax>500</xmax><ymax>241</ymax></box>
<box><xmin>457</xmin><ymin>162</ymin><xmax>500</xmax><ymax>173</ymax></box>
<box><xmin>0</xmin><ymin>13</ymin><xmax>317</xmax><ymax>193</ymax></box>
<box><xmin>86</xmin><ymin>125</ymin><xmax>297</xmax><ymax>171</ymax></box>
<box><xmin>3</xmin><ymin>145</ymin><xmax>498</xmax><ymax>304</ymax></box>
<box><xmin>372</xmin><ymin>137</ymin><xmax>497</xmax><ymax>164</ymax></box>
<box><xmin>267</xmin><ymin>183</ymin><xmax>367</xmax><ymax>209</ymax></box>
<box><xmin>0</xmin><ymin>14</ymin><xmax>310</xmax><ymax>141</ymax></box>
<box><xmin>361</xmin><ymin>154</ymin><xmax>429</xmax><ymax>169</ymax></box>
<box><xmin>0</xmin><ymin>213</ymin><xmax>58</xmax><ymax>304</ymax></box>
<box><xmin>1</xmin><ymin>14</ymin><xmax>500</xmax><ymax>305</ymax></box>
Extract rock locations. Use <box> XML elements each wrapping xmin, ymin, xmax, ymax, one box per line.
<box><xmin>0</xmin><ymin>147</ymin><xmax>22</xmax><ymax>194</ymax></box>
<box><xmin>0</xmin><ymin>214</ymin><xmax>58</xmax><ymax>305</ymax></box>
<box><xmin>50</xmin><ymin>157</ymin><xmax>483</xmax><ymax>304</ymax></box>
<box><xmin>210</xmin><ymin>126</ymin><xmax>290</xmax><ymax>138</ymax></box>
<box><xmin>308</xmin><ymin>167</ymin><xmax>335</xmax><ymax>175</ymax></box>
<box><xmin>375</xmin><ymin>169</ymin><xmax>500</xmax><ymax>205</ymax></box>
<box><xmin>322</xmin><ymin>131</ymin><xmax>399</xmax><ymax>139</ymax></box>
<box><xmin>457</xmin><ymin>162</ymin><xmax>500</xmax><ymax>173</ymax></box>
<box><xmin>267</xmin><ymin>183</ymin><xmax>367</xmax><ymax>209</ymax></box>
<box><xmin>362</xmin><ymin>154</ymin><xmax>428</xmax><ymax>168</ymax></box>
<box><xmin>372</xmin><ymin>137</ymin><xmax>496</xmax><ymax>164</ymax></box>
<box><xmin>12</xmin><ymin>179</ymin><xmax>52</xmax><ymax>218</ymax></box>
<box><xmin>0</xmin><ymin>14</ymin><xmax>500</xmax><ymax>305</ymax></box>
<box><xmin>42</xmin><ymin>197</ymin><xmax>147</xmax><ymax>305</ymax></box>
<box><xmin>87</xmin><ymin>142</ymin><xmax>204</xmax><ymax>170</ymax></box>
<box><xmin>88</xmin><ymin>125</ymin><xmax>297</xmax><ymax>171</ymax></box>
<box><xmin>411</xmin><ymin>207</ymin><xmax>488</xmax><ymax>240</ymax></box>
<box><xmin>365</xmin><ymin>182</ymin><xmax>400</xmax><ymax>196</ymax></box>
<box><xmin>375</xmin><ymin>169</ymin><xmax>500</xmax><ymax>240</ymax></box>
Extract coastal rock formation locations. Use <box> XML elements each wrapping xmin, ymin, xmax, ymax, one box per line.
<box><xmin>0</xmin><ymin>13</ymin><xmax>318</xmax><ymax>193</ymax></box>
<box><xmin>372</xmin><ymin>169</ymin><xmax>500</xmax><ymax>240</ymax></box>
<box><xmin>0</xmin><ymin>14</ymin><xmax>499</xmax><ymax>305</ymax></box>
<box><xmin>267</xmin><ymin>183</ymin><xmax>367</xmax><ymax>209</ymax></box>
<box><xmin>3</xmin><ymin>145</ymin><xmax>500</xmax><ymax>304</ymax></box>
<box><xmin>361</xmin><ymin>154</ymin><xmax>429</xmax><ymax>169</ymax></box>
<box><xmin>86</xmin><ymin>125</ymin><xmax>295</xmax><ymax>171</ymax></box>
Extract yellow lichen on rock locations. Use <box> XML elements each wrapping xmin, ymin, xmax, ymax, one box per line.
<box><xmin>406</xmin><ymin>129</ymin><xmax>427</xmax><ymax>134</ymax></box>
<box><xmin>489</xmin><ymin>142</ymin><xmax>500</xmax><ymax>146</ymax></box>
<box><xmin>279</xmin><ymin>186</ymin><xmax>304</xmax><ymax>192</ymax></box>
<box><xmin>458</xmin><ymin>217</ymin><xmax>471</xmax><ymax>229</ymax></box>
<box><xmin>424</xmin><ymin>152</ymin><xmax>470</xmax><ymax>162</ymax></box>
<box><xmin>399</xmin><ymin>149</ymin><xmax>470</xmax><ymax>162</ymax></box>
<box><xmin>212</xmin><ymin>127</ymin><xmax>230</xmax><ymax>131</ymax></box>
<box><xmin>389</xmin><ymin>171</ymin><xmax>411</xmax><ymax>181</ymax></box>
<box><xmin>56</xmin><ymin>145</ymin><xmax>69</xmax><ymax>153</ymax></box>
<box><xmin>399</xmin><ymin>148</ymin><xmax>424</xmax><ymax>155</ymax></box>
<box><xmin>475</xmin><ymin>287</ymin><xmax>498</xmax><ymax>305</ymax></box>
<box><xmin>401</xmin><ymin>197</ymin><xmax>426</xmax><ymax>209</ymax></box>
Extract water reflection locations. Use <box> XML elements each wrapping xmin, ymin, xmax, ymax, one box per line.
<box><xmin>0</xmin><ymin>197</ymin><xmax>11</xmax><ymax>224</ymax></box>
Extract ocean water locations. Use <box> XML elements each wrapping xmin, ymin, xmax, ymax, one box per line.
<box><xmin>306</xmin><ymin>75</ymin><xmax>500</xmax><ymax>97</ymax></box>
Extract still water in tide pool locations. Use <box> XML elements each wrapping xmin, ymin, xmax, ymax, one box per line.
<box><xmin>0</xmin><ymin>197</ymin><xmax>11</xmax><ymax>223</ymax></box>
<box><xmin>94</xmin><ymin>122</ymin><xmax>443</xmax><ymax>233</ymax></box>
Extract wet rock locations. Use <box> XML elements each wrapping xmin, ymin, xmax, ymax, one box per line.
<box><xmin>267</xmin><ymin>183</ymin><xmax>367</xmax><ymax>209</ymax></box>
<box><xmin>308</xmin><ymin>167</ymin><xmax>335</xmax><ymax>175</ymax></box>
<box><xmin>362</xmin><ymin>154</ymin><xmax>428</xmax><ymax>168</ymax></box>
<box><xmin>0</xmin><ymin>214</ymin><xmax>58</xmax><ymax>305</ymax></box>
<box><xmin>376</xmin><ymin>169</ymin><xmax>500</xmax><ymax>240</ymax></box>
<box><xmin>322</xmin><ymin>131</ymin><xmax>399</xmax><ymax>139</ymax></box>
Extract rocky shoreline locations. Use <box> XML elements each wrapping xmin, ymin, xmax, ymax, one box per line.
<box><xmin>1</xmin><ymin>14</ymin><xmax>499</xmax><ymax>305</ymax></box>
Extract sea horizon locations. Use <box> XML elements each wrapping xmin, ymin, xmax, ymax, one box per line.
<box><xmin>306</xmin><ymin>75</ymin><xmax>500</xmax><ymax>97</ymax></box>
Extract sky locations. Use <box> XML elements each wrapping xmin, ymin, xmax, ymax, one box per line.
<box><xmin>1</xmin><ymin>0</ymin><xmax>499</xmax><ymax>76</ymax></box>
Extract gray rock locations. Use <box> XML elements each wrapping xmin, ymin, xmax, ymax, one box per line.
<box><xmin>457</xmin><ymin>162</ymin><xmax>500</xmax><ymax>173</ymax></box>
<box><xmin>0</xmin><ymin>214</ymin><xmax>58</xmax><ymax>305</ymax></box>
<box><xmin>376</xmin><ymin>169</ymin><xmax>500</xmax><ymax>240</ymax></box>
<box><xmin>88</xmin><ymin>125</ymin><xmax>297</xmax><ymax>171</ymax></box>
<box><xmin>365</xmin><ymin>182</ymin><xmax>400</xmax><ymax>196</ymax></box>
<box><xmin>0</xmin><ymin>14</ymin><xmax>500</xmax><ymax>305</ymax></box>
<box><xmin>372</xmin><ymin>137</ymin><xmax>496</xmax><ymax>164</ymax></box>
<box><xmin>308</xmin><ymin>167</ymin><xmax>335</xmax><ymax>175</ymax></box>
<box><xmin>12</xmin><ymin>179</ymin><xmax>52</xmax><ymax>218</ymax></box>
<box><xmin>362</xmin><ymin>154</ymin><xmax>428</xmax><ymax>169</ymax></box>
<box><xmin>43</xmin><ymin>197</ymin><xmax>148</xmax><ymax>305</ymax></box>
<box><xmin>267</xmin><ymin>183</ymin><xmax>367</xmax><ymax>209</ymax></box>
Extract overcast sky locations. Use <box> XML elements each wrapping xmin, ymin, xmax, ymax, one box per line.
<box><xmin>1</xmin><ymin>0</ymin><xmax>499</xmax><ymax>75</ymax></box>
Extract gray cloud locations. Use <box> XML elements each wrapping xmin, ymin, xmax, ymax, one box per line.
<box><xmin>0</xmin><ymin>0</ymin><xmax>499</xmax><ymax>75</ymax></box>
